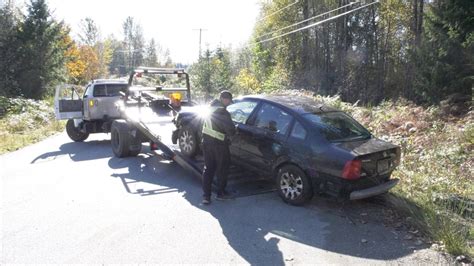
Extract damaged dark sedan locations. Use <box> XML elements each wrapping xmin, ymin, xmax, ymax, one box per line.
<box><xmin>173</xmin><ymin>95</ymin><xmax>401</xmax><ymax>205</ymax></box>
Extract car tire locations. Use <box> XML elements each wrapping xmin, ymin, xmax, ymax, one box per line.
<box><xmin>66</xmin><ymin>119</ymin><xmax>89</xmax><ymax>142</ymax></box>
<box><xmin>276</xmin><ymin>165</ymin><xmax>313</xmax><ymax>205</ymax></box>
<box><xmin>178</xmin><ymin>125</ymin><xmax>198</xmax><ymax>158</ymax></box>
<box><xmin>111</xmin><ymin>120</ymin><xmax>131</xmax><ymax>158</ymax></box>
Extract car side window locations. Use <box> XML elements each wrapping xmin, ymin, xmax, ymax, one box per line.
<box><xmin>227</xmin><ymin>100</ymin><xmax>259</xmax><ymax>124</ymax></box>
<box><xmin>253</xmin><ymin>103</ymin><xmax>293</xmax><ymax>136</ymax></box>
<box><xmin>290</xmin><ymin>121</ymin><xmax>307</xmax><ymax>140</ymax></box>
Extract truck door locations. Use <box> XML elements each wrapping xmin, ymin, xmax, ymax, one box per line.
<box><xmin>54</xmin><ymin>84</ymin><xmax>83</xmax><ymax>120</ymax></box>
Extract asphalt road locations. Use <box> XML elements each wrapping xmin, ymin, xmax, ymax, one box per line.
<box><xmin>1</xmin><ymin>132</ymin><xmax>449</xmax><ymax>264</ymax></box>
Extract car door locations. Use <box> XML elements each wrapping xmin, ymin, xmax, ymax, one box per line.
<box><xmin>226</xmin><ymin>99</ymin><xmax>260</xmax><ymax>160</ymax></box>
<box><xmin>238</xmin><ymin>102</ymin><xmax>293</xmax><ymax>172</ymax></box>
<box><xmin>54</xmin><ymin>84</ymin><xmax>83</xmax><ymax>120</ymax></box>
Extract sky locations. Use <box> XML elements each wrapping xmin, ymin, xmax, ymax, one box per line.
<box><xmin>42</xmin><ymin>0</ymin><xmax>262</xmax><ymax>64</ymax></box>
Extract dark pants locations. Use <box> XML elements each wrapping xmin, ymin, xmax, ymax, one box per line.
<box><xmin>202</xmin><ymin>142</ymin><xmax>230</xmax><ymax>199</ymax></box>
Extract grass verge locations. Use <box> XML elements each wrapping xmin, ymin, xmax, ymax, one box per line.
<box><xmin>0</xmin><ymin>97</ymin><xmax>65</xmax><ymax>155</ymax></box>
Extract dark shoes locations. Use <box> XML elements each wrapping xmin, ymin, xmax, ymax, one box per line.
<box><xmin>202</xmin><ymin>198</ymin><xmax>211</xmax><ymax>205</ymax></box>
<box><xmin>215</xmin><ymin>193</ymin><xmax>233</xmax><ymax>201</ymax></box>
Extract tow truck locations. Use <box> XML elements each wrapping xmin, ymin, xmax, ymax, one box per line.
<box><xmin>55</xmin><ymin>67</ymin><xmax>205</xmax><ymax>177</ymax></box>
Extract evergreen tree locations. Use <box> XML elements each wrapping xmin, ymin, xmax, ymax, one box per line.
<box><xmin>190</xmin><ymin>49</ymin><xmax>213</xmax><ymax>100</ymax></box>
<box><xmin>0</xmin><ymin>2</ymin><xmax>21</xmax><ymax>96</ymax></box>
<box><xmin>414</xmin><ymin>0</ymin><xmax>473</xmax><ymax>103</ymax></box>
<box><xmin>213</xmin><ymin>47</ymin><xmax>233</xmax><ymax>90</ymax></box>
<box><xmin>17</xmin><ymin>0</ymin><xmax>69</xmax><ymax>99</ymax></box>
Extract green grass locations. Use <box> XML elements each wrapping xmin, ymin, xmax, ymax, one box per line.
<box><xmin>0</xmin><ymin>96</ymin><xmax>65</xmax><ymax>154</ymax></box>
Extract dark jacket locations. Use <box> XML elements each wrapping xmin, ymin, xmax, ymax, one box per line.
<box><xmin>202</xmin><ymin>99</ymin><xmax>236</xmax><ymax>145</ymax></box>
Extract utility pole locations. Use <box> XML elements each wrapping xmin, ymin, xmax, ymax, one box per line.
<box><xmin>193</xmin><ymin>28</ymin><xmax>207</xmax><ymax>58</ymax></box>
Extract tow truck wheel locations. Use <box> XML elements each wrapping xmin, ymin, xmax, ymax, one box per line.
<box><xmin>276</xmin><ymin>165</ymin><xmax>313</xmax><ymax>206</ymax></box>
<box><xmin>128</xmin><ymin>137</ymin><xmax>142</xmax><ymax>157</ymax></box>
<box><xmin>111</xmin><ymin>120</ymin><xmax>131</xmax><ymax>158</ymax></box>
<box><xmin>178</xmin><ymin>125</ymin><xmax>198</xmax><ymax>158</ymax></box>
<box><xmin>66</xmin><ymin>119</ymin><xmax>89</xmax><ymax>142</ymax></box>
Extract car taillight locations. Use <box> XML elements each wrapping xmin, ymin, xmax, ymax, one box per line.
<box><xmin>342</xmin><ymin>159</ymin><xmax>362</xmax><ymax>180</ymax></box>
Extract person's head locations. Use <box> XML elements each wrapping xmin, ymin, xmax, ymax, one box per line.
<box><xmin>219</xmin><ymin>90</ymin><xmax>233</xmax><ymax>107</ymax></box>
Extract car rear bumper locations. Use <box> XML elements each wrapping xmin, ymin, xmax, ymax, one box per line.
<box><xmin>349</xmin><ymin>178</ymin><xmax>399</xmax><ymax>200</ymax></box>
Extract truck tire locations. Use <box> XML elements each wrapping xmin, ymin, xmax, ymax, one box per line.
<box><xmin>111</xmin><ymin>120</ymin><xmax>131</xmax><ymax>158</ymax></box>
<box><xmin>178</xmin><ymin>125</ymin><xmax>199</xmax><ymax>158</ymax></box>
<box><xmin>66</xmin><ymin>119</ymin><xmax>89</xmax><ymax>142</ymax></box>
<box><xmin>276</xmin><ymin>165</ymin><xmax>313</xmax><ymax>206</ymax></box>
<box><xmin>128</xmin><ymin>136</ymin><xmax>142</xmax><ymax>157</ymax></box>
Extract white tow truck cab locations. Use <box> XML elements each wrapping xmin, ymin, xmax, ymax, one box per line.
<box><xmin>54</xmin><ymin>79</ymin><xmax>128</xmax><ymax>142</ymax></box>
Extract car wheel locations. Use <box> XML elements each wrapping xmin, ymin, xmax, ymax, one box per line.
<box><xmin>66</xmin><ymin>119</ymin><xmax>89</xmax><ymax>142</ymax></box>
<box><xmin>111</xmin><ymin>120</ymin><xmax>131</xmax><ymax>158</ymax></box>
<box><xmin>276</xmin><ymin>165</ymin><xmax>313</xmax><ymax>205</ymax></box>
<box><xmin>178</xmin><ymin>125</ymin><xmax>198</xmax><ymax>158</ymax></box>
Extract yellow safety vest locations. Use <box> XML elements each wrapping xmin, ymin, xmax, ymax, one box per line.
<box><xmin>202</xmin><ymin>107</ymin><xmax>226</xmax><ymax>141</ymax></box>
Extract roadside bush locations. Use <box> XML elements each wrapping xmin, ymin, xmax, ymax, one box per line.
<box><xmin>0</xmin><ymin>97</ymin><xmax>64</xmax><ymax>153</ymax></box>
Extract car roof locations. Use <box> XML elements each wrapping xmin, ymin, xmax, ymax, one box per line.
<box><xmin>239</xmin><ymin>94</ymin><xmax>339</xmax><ymax>114</ymax></box>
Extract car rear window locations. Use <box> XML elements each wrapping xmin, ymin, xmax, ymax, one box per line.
<box><xmin>303</xmin><ymin>111</ymin><xmax>371</xmax><ymax>142</ymax></box>
<box><xmin>93</xmin><ymin>84</ymin><xmax>127</xmax><ymax>97</ymax></box>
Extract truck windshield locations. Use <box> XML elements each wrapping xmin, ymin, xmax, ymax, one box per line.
<box><xmin>303</xmin><ymin>111</ymin><xmax>371</xmax><ymax>142</ymax></box>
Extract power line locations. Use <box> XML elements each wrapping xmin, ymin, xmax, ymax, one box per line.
<box><xmin>257</xmin><ymin>0</ymin><xmax>300</xmax><ymax>22</ymax></box>
<box><xmin>256</xmin><ymin>1</ymin><xmax>360</xmax><ymax>40</ymax></box>
<box><xmin>254</xmin><ymin>0</ymin><xmax>379</xmax><ymax>45</ymax></box>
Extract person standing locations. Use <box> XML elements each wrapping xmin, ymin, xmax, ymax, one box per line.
<box><xmin>201</xmin><ymin>90</ymin><xmax>236</xmax><ymax>205</ymax></box>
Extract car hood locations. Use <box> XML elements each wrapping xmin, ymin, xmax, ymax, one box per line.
<box><xmin>334</xmin><ymin>137</ymin><xmax>399</xmax><ymax>156</ymax></box>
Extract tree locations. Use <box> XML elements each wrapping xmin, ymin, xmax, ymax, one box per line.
<box><xmin>145</xmin><ymin>38</ymin><xmax>158</xmax><ymax>67</ymax></box>
<box><xmin>108</xmin><ymin>35</ymin><xmax>126</xmax><ymax>75</ymax></box>
<box><xmin>16</xmin><ymin>0</ymin><xmax>70</xmax><ymax>99</ymax></box>
<box><xmin>190</xmin><ymin>49</ymin><xmax>213</xmax><ymax>100</ymax></box>
<box><xmin>64</xmin><ymin>35</ymin><xmax>86</xmax><ymax>84</ymax></box>
<box><xmin>78</xmin><ymin>17</ymin><xmax>99</xmax><ymax>46</ymax></box>
<box><xmin>77</xmin><ymin>45</ymin><xmax>100</xmax><ymax>82</ymax></box>
<box><xmin>212</xmin><ymin>47</ymin><xmax>233</xmax><ymax>90</ymax></box>
<box><xmin>0</xmin><ymin>1</ymin><xmax>21</xmax><ymax>96</ymax></box>
<box><xmin>122</xmin><ymin>17</ymin><xmax>144</xmax><ymax>71</ymax></box>
<box><xmin>414</xmin><ymin>0</ymin><xmax>473</xmax><ymax>103</ymax></box>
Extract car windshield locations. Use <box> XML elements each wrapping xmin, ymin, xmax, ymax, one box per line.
<box><xmin>303</xmin><ymin>111</ymin><xmax>371</xmax><ymax>142</ymax></box>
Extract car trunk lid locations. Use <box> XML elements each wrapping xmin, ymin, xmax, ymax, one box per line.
<box><xmin>336</xmin><ymin>137</ymin><xmax>401</xmax><ymax>177</ymax></box>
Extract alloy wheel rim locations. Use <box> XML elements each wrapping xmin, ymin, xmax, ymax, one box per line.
<box><xmin>280</xmin><ymin>172</ymin><xmax>303</xmax><ymax>200</ymax></box>
<box><xmin>179</xmin><ymin>130</ymin><xmax>194</xmax><ymax>152</ymax></box>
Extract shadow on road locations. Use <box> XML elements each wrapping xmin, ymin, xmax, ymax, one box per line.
<box><xmin>31</xmin><ymin>140</ymin><xmax>112</xmax><ymax>164</ymax></box>
<box><xmin>107</xmin><ymin>153</ymin><xmax>422</xmax><ymax>264</ymax></box>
